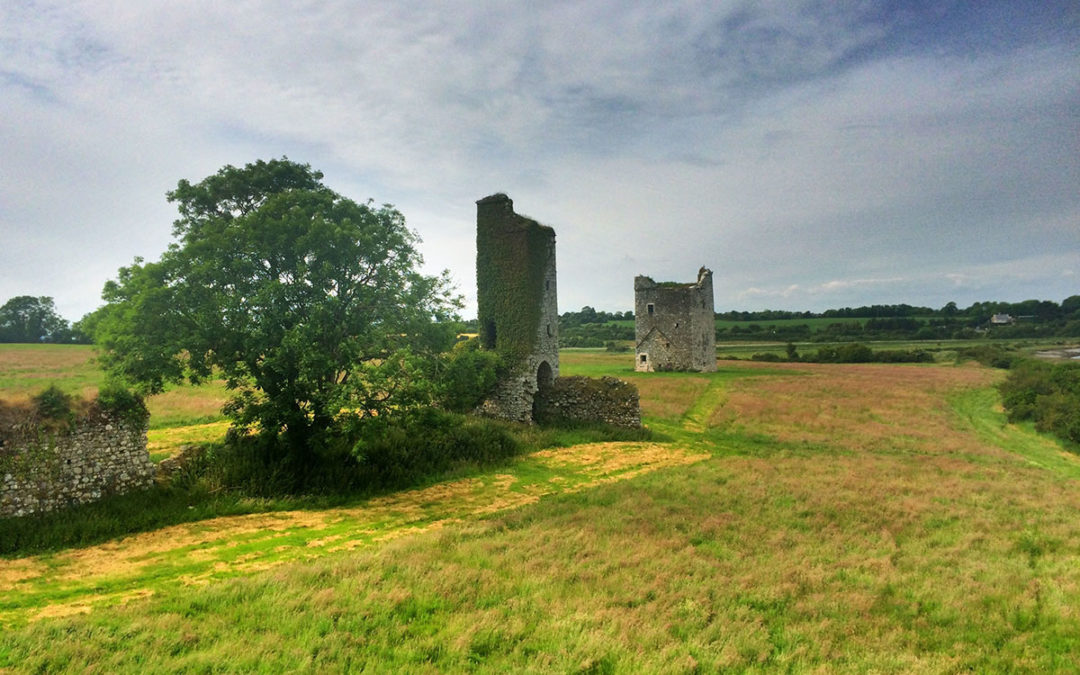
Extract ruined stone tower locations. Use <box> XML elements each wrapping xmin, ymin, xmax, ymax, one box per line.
<box><xmin>634</xmin><ymin>267</ymin><xmax>716</xmax><ymax>372</ymax></box>
<box><xmin>476</xmin><ymin>193</ymin><xmax>559</xmax><ymax>422</ymax></box>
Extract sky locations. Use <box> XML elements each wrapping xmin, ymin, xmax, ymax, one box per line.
<box><xmin>2</xmin><ymin>1</ymin><xmax>1078</xmax><ymax>322</ymax></box>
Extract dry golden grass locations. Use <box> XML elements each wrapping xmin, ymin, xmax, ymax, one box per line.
<box><xmin>0</xmin><ymin>345</ymin><xmax>94</xmax><ymax>374</ymax></box>
<box><xmin>713</xmin><ymin>362</ymin><xmax>1000</xmax><ymax>454</ymax></box>
<box><xmin>0</xmin><ymin>442</ymin><xmax>707</xmax><ymax>624</ymax></box>
<box><xmin>635</xmin><ymin>375</ymin><xmax>711</xmax><ymax>421</ymax></box>
<box><xmin>0</xmin><ymin>560</ymin><xmax>45</xmax><ymax>592</ymax></box>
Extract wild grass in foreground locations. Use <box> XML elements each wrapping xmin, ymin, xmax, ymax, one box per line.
<box><xmin>2</xmin><ymin>357</ymin><xmax>1080</xmax><ymax>671</ymax></box>
<box><xmin>3</xmin><ymin>409</ymin><xmax>1078</xmax><ymax>671</ymax></box>
<box><xmin>0</xmin><ymin>412</ymin><xmax>647</xmax><ymax>558</ymax></box>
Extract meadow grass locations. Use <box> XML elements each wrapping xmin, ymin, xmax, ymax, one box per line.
<box><xmin>2</xmin><ymin>352</ymin><xmax>1080</xmax><ymax>671</ymax></box>
<box><xmin>0</xmin><ymin>344</ymin><xmax>104</xmax><ymax>402</ymax></box>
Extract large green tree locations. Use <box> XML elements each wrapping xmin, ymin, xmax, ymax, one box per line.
<box><xmin>0</xmin><ymin>296</ymin><xmax>68</xmax><ymax>343</ymax></box>
<box><xmin>93</xmin><ymin>158</ymin><xmax>459</xmax><ymax>452</ymax></box>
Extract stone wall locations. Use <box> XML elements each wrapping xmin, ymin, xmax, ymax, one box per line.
<box><xmin>635</xmin><ymin>267</ymin><xmax>717</xmax><ymax>372</ymax></box>
<box><xmin>1</xmin><ymin>410</ymin><xmax>154</xmax><ymax>518</ymax></box>
<box><xmin>534</xmin><ymin>376</ymin><xmax>641</xmax><ymax>429</ymax></box>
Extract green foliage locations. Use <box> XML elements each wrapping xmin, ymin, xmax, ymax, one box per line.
<box><xmin>352</xmin><ymin>409</ymin><xmax>519</xmax><ymax>490</ymax></box>
<box><xmin>0</xmin><ymin>296</ymin><xmax>68</xmax><ymax>343</ymax></box>
<box><xmin>754</xmin><ymin>343</ymin><xmax>934</xmax><ymax>364</ymax></box>
<box><xmin>810</xmin><ymin>343</ymin><xmax>874</xmax><ymax>363</ymax></box>
<box><xmin>955</xmin><ymin>345</ymin><xmax>1018</xmax><ymax>369</ymax></box>
<box><xmin>90</xmin><ymin>158</ymin><xmax>459</xmax><ymax>456</ymax></box>
<box><xmin>94</xmin><ymin>385</ymin><xmax>150</xmax><ymax>427</ymax></box>
<box><xmin>475</xmin><ymin>196</ymin><xmax>553</xmax><ymax>363</ymax></box>
<box><xmin>436</xmin><ymin>339</ymin><xmax>502</xmax><ymax>413</ymax></box>
<box><xmin>999</xmin><ymin>361</ymin><xmax>1080</xmax><ymax>445</ymax></box>
<box><xmin>560</xmin><ymin>320</ymin><xmax>634</xmax><ymax>347</ymax></box>
<box><xmin>149</xmin><ymin>408</ymin><xmax>521</xmax><ymax>498</ymax></box>
<box><xmin>31</xmin><ymin>385</ymin><xmax>74</xmax><ymax>422</ymax></box>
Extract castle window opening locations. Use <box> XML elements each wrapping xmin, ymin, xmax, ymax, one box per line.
<box><xmin>647</xmin><ymin>303</ymin><xmax>654</xmax><ymax>316</ymax></box>
<box><xmin>640</xmin><ymin>354</ymin><xmax>647</xmax><ymax>364</ymax></box>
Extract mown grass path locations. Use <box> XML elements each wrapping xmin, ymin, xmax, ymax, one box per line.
<box><xmin>0</xmin><ymin>442</ymin><xmax>707</xmax><ymax>627</ymax></box>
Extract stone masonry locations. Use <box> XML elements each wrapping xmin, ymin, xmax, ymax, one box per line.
<box><xmin>533</xmin><ymin>376</ymin><xmax>641</xmax><ymax>429</ymax></box>
<box><xmin>635</xmin><ymin>267</ymin><xmax>717</xmax><ymax>372</ymax></box>
<box><xmin>1</xmin><ymin>410</ymin><xmax>154</xmax><ymax>518</ymax></box>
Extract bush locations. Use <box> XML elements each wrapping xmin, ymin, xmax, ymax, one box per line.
<box><xmin>955</xmin><ymin>345</ymin><xmax>1018</xmax><ymax>369</ymax></box>
<box><xmin>437</xmin><ymin>339</ymin><xmax>502</xmax><ymax>413</ymax></box>
<box><xmin>751</xmin><ymin>352</ymin><xmax>783</xmax><ymax>362</ymax></box>
<box><xmin>32</xmin><ymin>385</ymin><xmax>73</xmax><ymax>422</ymax></box>
<box><xmin>168</xmin><ymin>408</ymin><xmax>522</xmax><ymax>497</ymax></box>
<box><xmin>353</xmin><ymin>409</ymin><xmax>519</xmax><ymax>490</ymax></box>
<box><xmin>95</xmin><ymin>385</ymin><xmax>150</xmax><ymax>426</ymax></box>
<box><xmin>811</xmin><ymin>343</ymin><xmax>873</xmax><ymax>363</ymax></box>
<box><xmin>1000</xmin><ymin>361</ymin><xmax>1080</xmax><ymax>445</ymax></box>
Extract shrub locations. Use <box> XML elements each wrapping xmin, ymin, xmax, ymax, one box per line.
<box><xmin>955</xmin><ymin>345</ymin><xmax>1018</xmax><ymax>369</ymax></box>
<box><xmin>1000</xmin><ymin>361</ymin><xmax>1080</xmax><ymax>446</ymax></box>
<box><xmin>353</xmin><ymin>409</ymin><xmax>519</xmax><ymax>490</ymax></box>
<box><xmin>95</xmin><ymin>384</ymin><xmax>150</xmax><ymax>427</ymax></box>
<box><xmin>751</xmin><ymin>352</ymin><xmax>783</xmax><ymax>362</ymax></box>
<box><xmin>32</xmin><ymin>385</ymin><xmax>73</xmax><ymax>422</ymax></box>
<box><xmin>811</xmin><ymin>343</ymin><xmax>873</xmax><ymax>363</ymax></box>
<box><xmin>437</xmin><ymin>339</ymin><xmax>502</xmax><ymax>413</ymax></box>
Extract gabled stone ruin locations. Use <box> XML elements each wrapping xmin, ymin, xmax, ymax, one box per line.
<box><xmin>475</xmin><ymin>193</ymin><xmax>559</xmax><ymax>422</ymax></box>
<box><xmin>635</xmin><ymin>267</ymin><xmax>717</xmax><ymax>372</ymax></box>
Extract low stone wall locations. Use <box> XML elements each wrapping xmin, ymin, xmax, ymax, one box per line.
<box><xmin>534</xmin><ymin>376</ymin><xmax>641</xmax><ymax>429</ymax></box>
<box><xmin>1</xmin><ymin>410</ymin><xmax>154</xmax><ymax>518</ymax></box>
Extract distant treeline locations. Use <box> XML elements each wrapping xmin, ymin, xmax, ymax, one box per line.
<box><xmin>555</xmin><ymin>297</ymin><xmax>1080</xmax><ymax>347</ymax></box>
<box><xmin>718</xmin><ymin>298</ymin><xmax>1077</xmax><ymax>322</ymax></box>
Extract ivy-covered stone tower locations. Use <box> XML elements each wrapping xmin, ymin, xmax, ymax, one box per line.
<box><xmin>476</xmin><ymin>193</ymin><xmax>559</xmax><ymax>422</ymax></box>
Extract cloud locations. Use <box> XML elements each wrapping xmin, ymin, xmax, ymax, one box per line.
<box><xmin>1</xmin><ymin>1</ymin><xmax>1077</xmax><ymax>320</ymax></box>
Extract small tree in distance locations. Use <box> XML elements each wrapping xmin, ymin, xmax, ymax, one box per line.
<box><xmin>92</xmin><ymin>158</ymin><xmax>460</xmax><ymax>457</ymax></box>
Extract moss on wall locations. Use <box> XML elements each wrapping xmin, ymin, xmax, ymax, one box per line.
<box><xmin>476</xmin><ymin>194</ymin><xmax>554</xmax><ymax>365</ymax></box>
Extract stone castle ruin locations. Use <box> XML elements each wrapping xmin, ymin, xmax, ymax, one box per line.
<box><xmin>635</xmin><ymin>267</ymin><xmax>717</xmax><ymax>372</ymax></box>
<box><xmin>475</xmin><ymin>194</ymin><xmax>560</xmax><ymax>422</ymax></box>
<box><xmin>475</xmin><ymin>193</ymin><xmax>639</xmax><ymax>427</ymax></box>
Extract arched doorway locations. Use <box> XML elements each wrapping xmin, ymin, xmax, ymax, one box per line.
<box><xmin>536</xmin><ymin>360</ymin><xmax>553</xmax><ymax>390</ymax></box>
<box><xmin>532</xmin><ymin>360</ymin><xmax>554</xmax><ymax>422</ymax></box>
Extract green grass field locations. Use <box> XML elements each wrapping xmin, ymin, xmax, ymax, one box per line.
<box><xmin>2</xmin><ymin>346</ymin><xmax>1080</xmax><ymax>671</ymax></box>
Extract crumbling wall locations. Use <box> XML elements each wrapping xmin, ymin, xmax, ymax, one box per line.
<box><xmin>635</xmin><ymin>267</ymin><xmax>717</xmax><ymax>372</ymax></box>
<box><xmin>533</xmin><ymin>376</ymin><xmax>641</xmax><ymax>429</ymax></box>
<box><xmin>1</xmin><ymin>410</ymin><xmax>153</xmax><ymax>518</ymax></box>
<box><xmin>475</xmin><ymin>193</ymin><xmax>559</xmax><ymax>422</ymax></box>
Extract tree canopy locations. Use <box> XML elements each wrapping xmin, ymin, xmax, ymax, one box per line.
<box><xmin>0</xmin><ymin>296</ymin><xmax>69</xmax><ymax>343</ymax></box>
<box><xmin>92</xmin><ymin>158</ymin><xmax>459</xmax><ymax>453</ymax></box>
